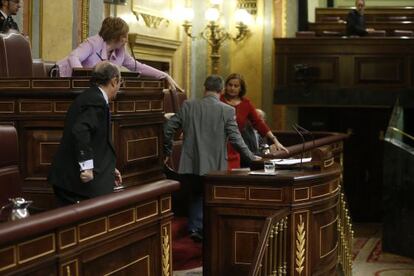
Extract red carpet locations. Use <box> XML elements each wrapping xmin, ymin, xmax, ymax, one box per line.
<box><xmin>172</xmin><ymin>217</ymin><xmax>202</xmax><ymax>271</ymax></box>
<box><xmin>352</xmin><ymin>224</ymin><xmax>414</xmax><ymax>275</ymax></box>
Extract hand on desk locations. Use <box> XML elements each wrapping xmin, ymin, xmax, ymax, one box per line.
<box><xmin>166</xmin><ymin>75</ymin><xmax>184</xmax><ymax>93</ymax></box>
<box><xmin>270</xmin><ymin>140</ymin><xmax>289</xmax><ymax>154</ymax></box>
<box><xmin>253</xmin><ymin>155</ymin><xmax>262</xmax><ymax>161</ymax></box>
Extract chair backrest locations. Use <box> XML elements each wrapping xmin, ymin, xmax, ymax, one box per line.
<box><xmin>295</xmin><ymin>31</ymin><xmax>316</xmax><ymax>37</ymax></box>
<box><xmin>322</xmin><ymin>30</ymin><xmax>342</xmax><ymax>37</ymax></box>
<box><xmin>1</xmin><ymin>32</ymin><xmax>33</xmax><ymax>77</ymax></box>
<box><xmin>367</xmin><ymin>30</ymin><xmax>387</xmax><ymax>37</ymax></box>
<box><xmin>392</xmin><ymin>30</ymin><xmax>414</xmax><ymax>37</ymax></box>
<box><xmin>0</xmin><ymin>34</ymin><xmax>7</xmax><ymax>77</ymax></box>
<box><xmin>0</xmin><ymin>125</ymin><xmax>22</xmax><ymax>207</ymax></box>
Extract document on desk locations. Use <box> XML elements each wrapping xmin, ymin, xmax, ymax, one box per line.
<box><xmin>248</xmin><ymin>171</ymin><xmax>277</xmax><ymax>176</ymax></box>
<box><xmin>271</xmin><ymin>157</ymin><xmax>312</xmax><ymax>166</ymax></box>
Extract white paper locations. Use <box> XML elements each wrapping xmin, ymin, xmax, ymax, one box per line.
<box><xmin>248</xmin><ymin>171</ymin><xmax>277</xmax><ymax>176</ymax></box>
<box><xmin>270</xmin><ymin>157</ymin><xmax>312</xmax><ymax>165</ymax></box>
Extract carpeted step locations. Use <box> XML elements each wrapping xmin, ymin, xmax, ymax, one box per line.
<box><xmin>172</xmin><ymin>217</ymin><xmax>202</xmax><ymax>271</ymax></box>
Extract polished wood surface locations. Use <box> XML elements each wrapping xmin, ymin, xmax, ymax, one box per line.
<box><xmin>274</xmin><ymin>37</ymin><xmax>414</xmax><ymax>107</ymax></box>
<box><xmin>204</xmin><ymin>165</ymin><xmax>341</xmax><ymax>276</ymax></box>
<box><xmin>203</xmin><ymin>132</ymin><xmax>349</xmax><ymax>276</ymax></box>
<box><xmin>273</xmin><ymin>36</ymin><xmax>412</xmax><ymax>222</ymax></box>
<box><xmin>315</xmin><ymin>7</ymin><xmax>414</xmax><ymax>23</ymax></box>
<box><xmin>0</xmin><ymin>179</ymin><xmax>179</xmax><ymax>276</ymax></box>
<box><xmin>0</xmin><ymin>77</ymin><xmax>166</xmax><ymax>210</ymax></box>
<box><xmin>308</xmin><ymin>21</ymin><xmax>414</xmax><ymax>36</ymax></box>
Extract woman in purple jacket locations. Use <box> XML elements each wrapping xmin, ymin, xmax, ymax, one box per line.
<box><xmin>57</xmin><ymin>17</ymin><xmax>181</xmax><ymax>91</ymax></box>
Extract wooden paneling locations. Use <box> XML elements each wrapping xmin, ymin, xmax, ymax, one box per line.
<box><xmin>0</xmin><ymin>78</ymin><xmax>166</xmax><ymax>210</ymax></box>
<box><xmin>355</xmin><ymin>57</ymin><xmax>404</xmax><ymax>83</ymax></box>
<box><xmin>315</xmin><ymin>7</ymin><xmax>414</xmax><ymax>23</ymax></box>
<box><xmin>204</xmin><ymin>160</ymin><xmax>342</xmax><ymax>276</ymax></box>
<box><xmin>308</xmin><ymin>22</ymin><xmax>414</xmax><ymax>36</ymax></box>
<box><xmin>274</xmin><ymin>37</ymin><xmax>414</xmax><ymax>107</ymax></box>
<box><xmin>287</xmin><ymin>57</ymin><xmax>339</xmax><ymax>84</ymax></box>
<box><xmin>0</xmin><ymin>182</ymin><xmax>178</xmax><ymax>275</ymax></box>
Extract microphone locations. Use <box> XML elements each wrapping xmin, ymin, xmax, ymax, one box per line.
<box><xmin>292</xmin><ymin>124</ymin><xmax>305</xmax><ymax>169</ymax></box>
<box><xmin>293</xmin><ymin>123</ymin><xmax>316</xmax><ymax>150</ymax></box>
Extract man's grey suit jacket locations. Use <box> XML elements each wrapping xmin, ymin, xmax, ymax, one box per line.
<box><xmin>164</xmin><ymin>94</ymin><xmax>254</xmax><ymax>176</ymax></box>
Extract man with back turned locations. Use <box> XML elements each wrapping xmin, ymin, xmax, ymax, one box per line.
<box><xmin>163</xmin><ymin>75</ymin><xmax>261</xmax><ymax>241</ymax></box>
<box><xmin>49</xmin><ymin>61</ymin><xmax>123</xmax><ymax>206</ymax></box>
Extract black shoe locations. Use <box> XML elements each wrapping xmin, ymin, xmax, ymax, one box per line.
<box><xmin>189</xmin><ymin>230</ymin><xmax>203</xmax><ymax>242</ymax></box>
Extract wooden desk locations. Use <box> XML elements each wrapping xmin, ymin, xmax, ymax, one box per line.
<box><xmin>0</xmin><ymin>77</ymin><xmax>166</xmax><ymax>210</ymax></box>
<box><xmin>308</xmin><ymin>21</ymin><xmax>414</xmax><ymax>36</ymax></box>
<box><xmin>204</xmin><ymin>165</ymin><xmax>341</xmax><ymax>276</ymax></box>
<box><xmin>315</xmin><ymin>7</ymin><xmax>414</xmax><ymax>23</ymax></box>
<box><xmin>203</xmin><ymin>132</ymin><xmax>352</xmax><ymax>276</ymax></box>
<box><xmin>0</xmin><ymin>179</ymin><xmax>179</xmax><ymax>275</ymax></box>
<box><xmin>274</xmin><ymin>37</ymin><xmax>414</xmax><ymax>107</ymax></box>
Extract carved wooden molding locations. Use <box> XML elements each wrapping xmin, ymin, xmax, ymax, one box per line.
<box><xmin>295</xmin><ymin>215</ymin><xmax>306</xmax><ymax>275</ymax></box>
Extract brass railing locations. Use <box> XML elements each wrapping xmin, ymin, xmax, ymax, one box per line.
<box><xmin>338</xmin><ymin>192</ymin><xmax>354</xmax><ymax>276</ymax></box>
<box><xmin>249</xmin><ymin>209</ymin><xmax>290</xmax><ymax>276</ymax></box>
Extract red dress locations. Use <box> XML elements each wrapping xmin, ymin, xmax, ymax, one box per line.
<box><xmin>220</xmin><ymin>95</ymin><xmax>270</xmax><ymax>169</ymax></box>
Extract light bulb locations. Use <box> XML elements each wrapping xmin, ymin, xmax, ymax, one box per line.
<box><xmin>234</xmin><ymin>8</ymin><xmax>252</xmax><ymax>25</ymax></box>
<box><xmin>174</xmin><ymin>7</ymin><xmax>194</xmax><ymax>22</ymax></box>
<box><xmin>205</xmin><ymin>8</ymin><xmax>220</xmax><ymax>22</ymax></box>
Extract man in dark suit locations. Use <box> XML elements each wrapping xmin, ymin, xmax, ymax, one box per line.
<box><xmin>346</xmin><ymin>0</ymin><xmax>373</xmax><ymax>36</ymax></box>
<box><xmin>0</xmin><ymin>0</ymin><xmax>20</xmax><ymax>33</ymax></box>
<box><xmin>240</xmin><ymin>109</ymin><xmax>269</xmax><ymax>167</ymax></box>
<box><xmin>163</xmin><ymin>75</ymin><xmax>261</xmax><ymax>241</ymax></box>
<box><xmin>49</xmin><ymin>61</ymin><xmax>123</xmax><ymax>205</ymax></box>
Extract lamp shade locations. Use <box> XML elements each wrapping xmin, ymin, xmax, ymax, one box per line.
<box><xmin>205</xmin><ymin>8</ymin><xmax>220</xmax><ymax>22</ymax></box>
<box><xmin>181</xmin><ymin>7</ymin><xmax>194</xmax><ymax>22</ymax></box>
<box><xmin>234</xmin><ymin>9</ymin><xmax>252</xmax><ymax>25</ymax></box>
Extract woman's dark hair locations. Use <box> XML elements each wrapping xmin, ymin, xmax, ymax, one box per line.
<box><xmin>225</xmin><ymin>73</ymin><xmax>247</xmax><ymax>97</ymax></box>
<box><xmin>98</xmin><ymin>17</ymin><xmax>129</xmax><ymax>42</ymax></box>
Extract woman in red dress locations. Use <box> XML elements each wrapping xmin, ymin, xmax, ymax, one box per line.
<box><xmin>221</xmin><ymin>73</ymin><xmax>288</xmax><ymax>169</ymax></box>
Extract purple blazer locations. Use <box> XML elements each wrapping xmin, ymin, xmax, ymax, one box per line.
<box><xmin>57</xmin><ymin>35</ymin><xmax>167</xmax><ymax>78</ymax></box>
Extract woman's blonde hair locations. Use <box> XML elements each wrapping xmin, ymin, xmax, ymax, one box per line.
<box><xmin>99</xmin><ymin>17</ymin><xmax>129</xmax><ymax>42</ymax></box>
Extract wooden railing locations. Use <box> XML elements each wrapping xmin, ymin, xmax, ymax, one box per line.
<box><xmin>249</xmin><ymin>209</ymin><xmax>290</xmax><ymax>276</ymax></box>
<box><xmin>338</xmin><ymin>192</ymin><xmax>353</xmax><ymax>276</ymax></box>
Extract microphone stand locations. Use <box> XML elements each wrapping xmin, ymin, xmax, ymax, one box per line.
<box><xmin>293</xmin><ymin>123</ymin><xmax>316</xmax><ymax>150</ymax></box>
<box><xmin>292</xmin><ymin>124</ymin><xmax>305</xmax><ymax>169</ymax></box>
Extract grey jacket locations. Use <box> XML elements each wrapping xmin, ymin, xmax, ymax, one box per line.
<box><xmin>163</xmin><ymin>94</ymin><xmax>255</xmax><ymax>176</ymax></box>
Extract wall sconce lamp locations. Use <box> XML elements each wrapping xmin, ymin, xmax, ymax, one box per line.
<box><xmin>179</xmin><ymin>0</ymin><xmax>253</xmax><ymax>74</ymax></box>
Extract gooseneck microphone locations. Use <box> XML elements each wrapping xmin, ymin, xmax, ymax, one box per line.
<box><xmin>293</xmin><ymin>123</ymin><xmax>316</xmax><ymax>149</ymax></box>
<box><xmin>292</xmin><ymin>124</ymin><xmax>305</xmax><ymax>169</ymax></box>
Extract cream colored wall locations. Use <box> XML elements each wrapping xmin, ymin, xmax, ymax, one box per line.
<box><xmin>229</xmin><ymin>0</ymin><xmax>264</xmax><ymax>109</ymax></box>
<box><xmin>41</xmin><ymin>0</ymin><xmax>73</xmax><ymax>61</ymax></box>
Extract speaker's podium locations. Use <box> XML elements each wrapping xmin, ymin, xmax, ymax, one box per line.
<box><xmin>203</xmin><ymin>131</ymin><xmax>353</xmax><ymax>276</ymax></box>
